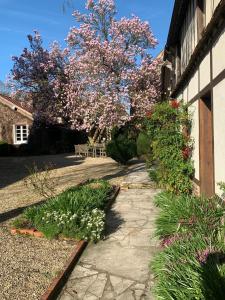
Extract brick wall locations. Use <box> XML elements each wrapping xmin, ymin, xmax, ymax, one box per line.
<box><xmin>0</xmin><ymin>102</ymin><xmax>33</xmax><ymax>144</ymax></box>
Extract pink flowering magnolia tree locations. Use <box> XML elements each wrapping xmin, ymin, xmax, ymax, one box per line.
<box><xmin>10</xmin><ymin>31</ymin><xmax>69</xmax><ymax>125</ymax></box>
<box><xmin>10</xmin><ymin>0</ymin><xmax>161</xmax><ymax>136</ymax></box>
<box><xmin>64</xmin><ymin>0</ymin><xmax>161</xmax><ymax>133</ymax></box>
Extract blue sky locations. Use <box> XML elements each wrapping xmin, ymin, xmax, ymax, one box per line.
<box><xmin>0</xmin><ymin>0</ymin><xmax>174</xmax><ymax>82</ymax></box>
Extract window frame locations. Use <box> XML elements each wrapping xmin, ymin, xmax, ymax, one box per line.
<box><xmin>13</xmin><ymin>124</ymin><xmax>29</xmax><ymax>145</ymax></box>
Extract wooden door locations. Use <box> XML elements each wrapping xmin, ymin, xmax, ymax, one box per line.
<box><xmin>199</xmin><ymin>94</ymin><xmax>214</xmax><ymax>197</ymax></box>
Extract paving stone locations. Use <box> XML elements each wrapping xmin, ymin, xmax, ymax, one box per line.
<box><xmin>67</xmin><ymin>275</ymin><xmax>98</xmax><ymax>299</ymax></box>
<box><xmin>135</xmin><ymin>289</ymin><xmax>146</xmax><ymax>300</ymax></box>
<box><xmin>81</xmin><ymin>242</ymin><xmax>151</xmax><ymax>282</ymax></box>
<box><xmin>116</xmin><ymin>289</ymin><xmax>135</xmax><ymax>300</ymax></box>
<box><xmin>83</xmin><ymin>293</ymin><xmax>99</xmax><ymax>300</ymax></box>
<box><xmin>70</xmin><ymin>266</ymin><xmax>99</xmax><ymax>279</ymax></box>
<box><xmin>59</xmin><ymin>291</ymin><xmax>77</xmax><ymax>300</ymax></box>
<box><xmin>82</xmin><ymin>264</ymin><xmax>93</xmax><ymax>269</ymax></box>
<box><xmin>87</xmin><ymin>273</ymin><xmax>107</xmax><ymax>298</ymax></box>
<box><xmin>102</xmin><ymin>280</ymin><xmax>115</xmax><ymax>300</ymax></box>
<box><xmin>110</xmin><ymin>275</ymin><xmax>134</xmax><ymax>295</ymax></box>
<box><xmin>102</xmin><ymin>290</ymin><xmax>115</xmax><ymax>300</ymax></box>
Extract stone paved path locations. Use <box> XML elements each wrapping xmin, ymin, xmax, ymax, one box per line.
<box><xmin>59</xmin><ymin>163</ymin><xmax>159</xmax><ymax>300</ymax></box>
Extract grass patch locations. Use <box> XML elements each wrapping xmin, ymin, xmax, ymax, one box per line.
<box><xmin>151</xmin><ymin>192</ymin><xmax>225</xmax><ymax>299</ymax></box>
<box><xmin>12</xmin><ymin>179</ymin><xmax>112</xmax><ymax>241</ymax></box>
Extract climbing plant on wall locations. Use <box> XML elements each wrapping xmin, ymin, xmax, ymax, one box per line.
<box><xmin>146</xmin><ymin>100</ymin><xmax>194</xmax><ymax>194</ymax></box>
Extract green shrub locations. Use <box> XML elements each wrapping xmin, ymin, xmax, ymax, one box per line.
<box><xmin>0</xmin><ymin>141</ymin><xmax>16</xmax><ymax>156</ymax></box>
<box><xmin>146</xmin><ymin>100</ymin><xmax>194</xmax><ymax>194</ymax></box>
<box><xmin>136</xmin><ymin>132</ymin><xmax>151</xmax><ymax>159</ymax></box>
<box><xmin>14</xmin><ymin>180</ymin><xmax>111</xmax><ymax>241</ymax></box>
<box><xmin>106</xmin><ymin>133</ymin><xmax>137</xmax><ymax>164</ymax></box>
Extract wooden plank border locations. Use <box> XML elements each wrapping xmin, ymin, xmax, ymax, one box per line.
<box><xmin>40</xmin><ymin>240</ymin><xmax>87</xmax><ymax>300</ymax></box>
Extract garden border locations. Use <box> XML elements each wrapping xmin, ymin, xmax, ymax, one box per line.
<box><xmin>40</xmin><ymin>185</ymin><xmax>120</xmax><ymax>300</ymax></box>
<box><xmin>40</xmin><ymin>240</ymin><xmax>87</xmax><ymax>300</ymax></box>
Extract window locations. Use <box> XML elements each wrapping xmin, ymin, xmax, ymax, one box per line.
<box><xmin>14</xmin><ymin>125</ymin><xmax>29</xmax><ymax>144</ymax></box>
<box><xmin>197</xmin><ymin>0</ymin><xmax>205</xmax><ymax>40</ymax></box>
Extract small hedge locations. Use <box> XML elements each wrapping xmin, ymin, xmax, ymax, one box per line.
<box><xmin>106</xmin><ymin>126</ymin><xmax>137</xmax><ymax>164</ymax></box>
<box><xmin>13</xmin><ymin>180</ymin><xmax>112</xmax><ymax>241</ymax></box>
<box><xmin>151</xmin><ymin>192</ymin><xmax>225</xmax><ymax>299</ymax></box>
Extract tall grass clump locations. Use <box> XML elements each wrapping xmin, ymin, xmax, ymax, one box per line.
<box><xmin>151</xmin><ymin>191</ymin><xmax>225</xmax><ymax>299</ymax></box>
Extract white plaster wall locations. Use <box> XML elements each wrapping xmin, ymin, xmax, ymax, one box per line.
<box><xmin>205</xmin><ymin>0</ymin><xmax>213</xmax><ymax>26</ymax></box>
<box><xmin>189</xmin><ymin>101</ymin><xmax>200</xmax><ymax>180</ymax></box>
<box><xmin>177</xmin><ymin>93</ymin><xmax>183</xmax><ymax>101</ymax></box>
<box><xmin>188</xmin><ymin>70</ymin><xmax>199</xmax><ymax>101</ymax></box>
<box><xmin>199</xmin><ymin>52</ymin><xmax>211</xmax><ymax>90</ymax></box>
<box><xmin>183</xmin><ymin>86</ymin><xmax>188</xmax><ymax>103</ymax></box>
<box><xmin>213</xmin><ymin>0</ymin><xmax>221</xmax><ymax>11</ymax></box>
<box><xmin>212</xmin><ymin>27</ymin><xmax>225</xmax><ymax>78</ymax></box>
<box><xmin>213</xmin><ymin>79</ymin><xmax>225</xmax><ymax>196</ymax></box>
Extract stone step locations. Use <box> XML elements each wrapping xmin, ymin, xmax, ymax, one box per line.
<box><xmin>120</xmin><ymin>182</ymin><xmax>156</xmax><ymax>189</ymax></box>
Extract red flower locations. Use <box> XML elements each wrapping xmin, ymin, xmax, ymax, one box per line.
<box><xmin>182</xmin><ymin>147</ymin><xmax>191</xmax><ymax>159</ymax></box>
<box><xmin>170</xmin><ymin>100</ymin><xmax>180</xmax><ymax>109</ymax></box>
<box><xmin>145</xmin><ymin>111</ymin><xmax>152</xmax><ymax>118</ymax></box>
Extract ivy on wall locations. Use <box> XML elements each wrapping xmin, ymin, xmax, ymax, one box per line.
<box><xmin>146</xmin><ymin>100</ymin><xmax>194</xmax><ymax>194</ymax></box>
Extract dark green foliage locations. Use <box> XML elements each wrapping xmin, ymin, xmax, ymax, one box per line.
<box><xmin>28</xmin><ymin>124</ymin><xmax>88</xmax><ymax>155</ymax></box>
<box><xmin>146</xmin><ymin>101</ymin><xmax>194</xmax><ymax>194</ymax></box>
<box><xmin>152</xmin><ymin>192</ymin><xmax>225</xmax><ymax>299</ymax></box>
<box><xmin>136</xmin><ymin>132</ymin><xmax>151</xmax><ymax>158</ymax></box>
<box><xmin>0</xmin><ymin>141</ymin><xmax>16</xmax><ymax>156</ymax></box>
<box><xmin>106</xmin><ymin>138</ymin><xmax>136</xmax><ymax>165</ymax></box>
<box><xmin>13</xmin><ymin>180</ymin><xmax>111</xmax><ymax>241</ymax></box>
<box><xmin>106</xmin><ymin>126</ymin><xmax>137</xmax><ymax>164</ymax></box>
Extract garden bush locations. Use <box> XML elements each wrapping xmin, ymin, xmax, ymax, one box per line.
<box><xmin>151</xmin><ymin>191</ymin><xmax>225</xmax><ymax>299</ymax></box>
<box><xmin>13</xmin><ymin>180</ymin><xmax>112</xmax><ymax>241</ymax></box>
<box><xmin>146</xmin><ymin>100</ymin><xmax>194</xmax><ymax>194</ymax></box>
<box><xmin>0</xmin><ymin>140</ymin><xmax>16</xmax><ymax>156</ymax></box>
<box><xmin>106</xmin><ymin>127</ymin><xmax>137</xmax><ymax>164</ymax></box>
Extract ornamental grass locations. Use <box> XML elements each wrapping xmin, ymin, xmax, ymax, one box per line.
<box><xmin>151</xmin><ymin>192</ymin><xmax>225</xmax><ymax>299</ymax></box>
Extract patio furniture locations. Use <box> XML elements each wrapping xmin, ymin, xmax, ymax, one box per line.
<box><xmin>75</xmin><ymin>143</ymin><xmax>107</xmax><ymax>158</ymax></box>
<box><xmin>93</xmin><ymin>143</ymin><xmax>107</xmax><ymax>157</ymax></box>
<box><xmin>74</xmin><ymin>144</ymin><xmax>89</xmax><ymax>157</ymax></box>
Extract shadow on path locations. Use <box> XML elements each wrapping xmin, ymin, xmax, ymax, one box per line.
<box><xmin>105</xmin><ymin>209</ymin><xmax>124</xmax><ymax>237</ymax></box>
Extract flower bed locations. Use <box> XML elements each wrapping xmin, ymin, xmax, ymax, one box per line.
<box><xmin>151</xmin><ymin>192</ymin><xmax>225</xmax><ymax>299</ymax></box>
<box><xmin>12</xmin><ymin>180</ymin><xmax>114</xmax><ymax>242</ymax></box>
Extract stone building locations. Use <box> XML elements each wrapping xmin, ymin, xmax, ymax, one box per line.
<box><xmin>0</xmin><ymin>94</ymin><xmax>33</xmax><ymax>145</ymax></box>
<box><xmin>162</xmin><ymin>0</ymin><xmax>225</xmax><ymax>197</ymax></box>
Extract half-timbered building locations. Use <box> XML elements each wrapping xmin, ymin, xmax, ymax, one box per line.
<box><xmin>162</xmin><ymin>0</ymin><xmax>225</xmax><ymax>197</ymax></box>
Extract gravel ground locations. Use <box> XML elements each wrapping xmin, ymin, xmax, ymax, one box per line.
<box><xmin>0</xmin><ymin>154</ymin><xmax>127</xmax><ymax>299</ymax></box>
<box><xmin>0</xmin><ymin>155</ymin><xmax>125</xmax><ymax>215</ymax></box>
<box><xmin>0</xmin><ymin>222</ymin><xmax>76</xmax><ymax>300</ymax></box>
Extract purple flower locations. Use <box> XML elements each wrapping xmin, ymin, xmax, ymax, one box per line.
<box><xmin>160</xmin><ymin>235</ymin><xmax>180</xmax><ymax>248</ymax></box>
<box><xmin>196</xmin><ymin>249</ymin><xmax>213</xmax><ymax>264</ymax></box>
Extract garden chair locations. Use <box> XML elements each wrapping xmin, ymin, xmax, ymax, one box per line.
<box><xmin>74</xmin><ymin>144</ymin><xmax>89</xmax><ymax>157</ymax></box>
